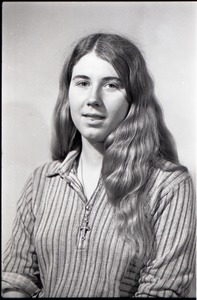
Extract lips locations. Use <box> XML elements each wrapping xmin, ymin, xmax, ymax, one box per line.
<box><xmin>82</xmin><ymin>113</ymin><xmax>105</xmax><ymax>120</ymax></box>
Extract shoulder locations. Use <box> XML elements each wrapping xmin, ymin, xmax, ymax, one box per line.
<box><xmin>148</xmin><ymin>159</ymin><xmax>191</xmax><ymax>196</ymax></box>
<box><xmin>28</xmin><ymin>149</ymin><xmax>79</xmax><ymax>186</ymax></box>
<box><xmin>144</xmin><ymin>159</ymin><xmax>193</xmax><ymax>215</ymax></box>
<box><xmin>32</xmin><ymin>160</ymin><xmax>62</xmax><ymax>178</ymax></box>
<box><xmin>25</xmin><ymin>160</ymin><xmax>62</xmax><ymax>192</ymax></box>
<box><xmin>31</xmin><ymin>150</ymin><xmax>79</xmax><ymax>181</ymax></box>
<box><xmin>23</xmin><ymin>160</ymin><xmax>63</xmax><ymax>211</ymax></box>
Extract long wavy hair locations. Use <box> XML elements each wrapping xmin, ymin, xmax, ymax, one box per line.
<box><xmin>51</xmin><ymin>33</ymin><xmax>184</xmax><ymax>259</ymax></box>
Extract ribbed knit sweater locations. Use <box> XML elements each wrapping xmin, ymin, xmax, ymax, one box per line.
<box><xmin>2</xmin><ymin>151</ymin><xmax>196</xmax><ymax>297</ymax></box>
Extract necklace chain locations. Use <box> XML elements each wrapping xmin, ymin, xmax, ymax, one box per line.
<box><xmin>80</xmin><ymin>156</ymin><xmax>86</xmax><ymax>197</ymax></box>
<box><xmin>78</xmin><ymin>156</ymin><xmax>92</xmax><ymax>248</ymax></box>
<box><xmin>77</xmin><ymin>156</ymin><xmax>102</xmax><ymax>248</ymax></box>
<box><xmin>79</xmin><ymin>156</ymin><xmax>102</xmax><ymax>200</ymax></box>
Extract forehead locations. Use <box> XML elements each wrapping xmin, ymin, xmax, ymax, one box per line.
<box><xmin>72</xmin><ymin>51</ymin><xmax>119</xmax><ymax>78</ymax></box>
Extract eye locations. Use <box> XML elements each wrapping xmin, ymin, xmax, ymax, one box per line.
<box><xmin>104</xmin><ymin>83</ymin><xmax>119</xmax><ymax>91</ymax></box>
<box><xmin>76</xmin><ymin>81</ymin><xmax>90</xmax><ymax>88</ymax></box>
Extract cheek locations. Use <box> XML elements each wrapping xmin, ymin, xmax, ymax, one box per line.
<box><xmin>68</xmin><ymin>88</ymin><xmax>75</xmax><ymax>109</ymax></box>
<box><xmin>106</xmin><ymin>103</ymin><xmax>128</xmax><ymax>134</ymax></box>
<box><xmin>69</xmin><ymin>104</ymin><xmax>79</xmax><ymax>129</ymax></box>
<box><xmin>68</xmin><ymin>101</ymin><xmax>78</xmax><ymax>128</ymax></box>
<box><xmin>112</xmin><ymin>101</ymin><xmax>129</xmax><ymax>123</ymax></box>
<box><xmin>68</xmin><ymin>89</ymin><xmax>80</xmax><ymax>116</ymax></box>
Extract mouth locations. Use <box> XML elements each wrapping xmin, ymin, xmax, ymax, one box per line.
<box><xmin>82</xmin><ymin>113</ymin><xmax>105</xmax><ymax>120</ymax></box>
<box><xmin>82</xmin><ymin>113</ymin><xmax>106</xmax><ymax>125</ymax></box>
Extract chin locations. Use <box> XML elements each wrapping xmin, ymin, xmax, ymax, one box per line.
<box><xmin>86</xmin><ymin>137</ymin><xmax>105</xmax><ymax>144</ymax></box>
<box><xmin>82</xmin><ymin>133</ymin><xmax>106</xmax><ymax>144</ymax></box>
<box><xmin>80</xmin><ymin>128</ymin><xmax>110</xmax><ymax>144</ymax></box>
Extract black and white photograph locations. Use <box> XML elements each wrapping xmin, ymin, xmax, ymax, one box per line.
<box><xmin>2</xmin><ymin>2</ymin><xmax>196</xmax><ymax>298</ymax></box>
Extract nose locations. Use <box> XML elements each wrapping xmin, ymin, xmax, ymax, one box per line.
<box><xmin>87</xmin><ymin>86</ymin><xmax>102</xmax><ymax>107</ymax></box>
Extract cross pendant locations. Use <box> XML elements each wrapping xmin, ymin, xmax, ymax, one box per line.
<box><xmin>79</xmin><ymin>221</ymin><xmax>91</xmax><ymax>241</ymax></box>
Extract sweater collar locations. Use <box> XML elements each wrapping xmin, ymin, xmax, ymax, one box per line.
<box><xmin>46</xmin><ymin>150</ymin><xmax>80</xmax><ymax>179</ymax></box>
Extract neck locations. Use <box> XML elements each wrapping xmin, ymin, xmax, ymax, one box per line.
<box><xmin>80</xmin><ymin>137</ymin><xmax>104</xmax><ymax>169</ymax></box>
<box><xmin>78</xmin><ymin>138</ymin><xmax>104</xmax><ymax>200</ymax></box>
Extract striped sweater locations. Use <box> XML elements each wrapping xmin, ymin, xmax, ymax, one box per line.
<box><xmin>2</xmin><ymin>150</ymin><xmax>196</xmax><ymax>297</ymax></box>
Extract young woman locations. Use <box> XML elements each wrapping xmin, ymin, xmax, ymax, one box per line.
<box><xmin>2</xmin><ymin>33</ymin><xmax>195</xmax><ymax>298</ymax></box>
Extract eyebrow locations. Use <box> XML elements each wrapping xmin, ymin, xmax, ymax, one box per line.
<box><xmin>72</xmin><ymin>75</ymin><xmax>122</xmax><ymax>83</ymax></box>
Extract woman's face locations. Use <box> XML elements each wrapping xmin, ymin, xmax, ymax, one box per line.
<box><xmin>68</xmin><ymin>51</ymin><xmax>129</xmax><ymax>144</ymax></box>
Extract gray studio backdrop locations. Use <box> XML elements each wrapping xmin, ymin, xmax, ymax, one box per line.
<box><xmin>3</xmin><ymin>2</ymin><xmax>196</xmax><ymax>297</ymax></box>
